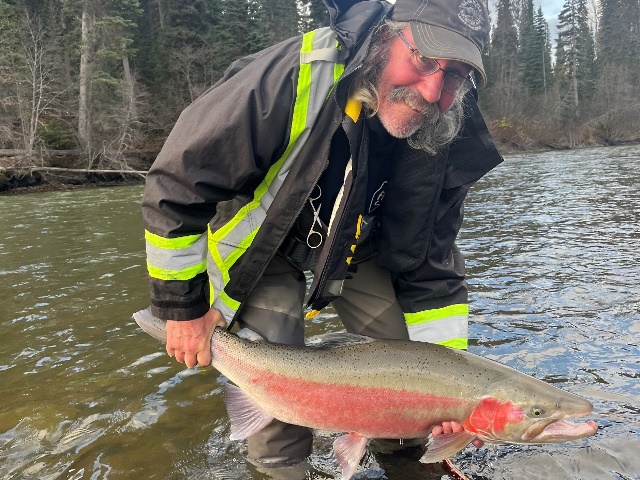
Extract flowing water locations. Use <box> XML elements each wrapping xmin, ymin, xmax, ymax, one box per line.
<box><xmin>1</xmin><ymin>144</ymin><xmax>639</xmax><ymax>480</ymax></box>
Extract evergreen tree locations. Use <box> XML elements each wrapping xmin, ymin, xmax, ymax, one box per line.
<box><xmin>0</xmin><ymin>1</ymin><xmax>23</xmax><ymax>148</ymax></box>
<box><xmin>598</xmin><ymin>0</ymin><xmax>640</xmax><ymax>84</ymax></box>
<box><xmin>483</xmin><ymin>0</ymin><xmax>520</xmax><ymax>117</ymax></box>
<box><xmin>518</xmin><ymin>0</ymin><xmax>541</xmax><ymax>93</ymax></box>
<box><xmin>261</xmin><ymin>0</ymin><xmax>300</xmax><ymax>43</ymax></box>
<box><xmin>300</xmin><ymin>0</ymin><xmax>330</xmax><ymax>30</ymax></box>
<box><xmin>214</xmin><ymin>0</ymin><xmax>269</xmax><ymax>70</ymax></box>
<box><xmin>554</xmin><ymin>0</ymin><xmax>596</xmax><ymax>119</ymax></box>
<box><xmin>532</xmin><ymin>6</ymin><xmax>553</xmax><ymax>95</ymax></box>
<box><xmin>61</xmin><ymin>0</ymin><xmax>142</xmax><ymax>160</ymax></box>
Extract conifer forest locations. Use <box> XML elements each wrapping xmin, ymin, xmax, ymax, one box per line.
<box><xmin>0</xmin><ymin>0</ymin><xmax>638</xmax><ymax>174</ymax></box>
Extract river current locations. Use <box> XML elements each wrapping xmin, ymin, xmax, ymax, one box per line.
<box><xmin>1</xmin><ymin>144</ymin><xmax>639</xmax><ymax>479</ymax></box>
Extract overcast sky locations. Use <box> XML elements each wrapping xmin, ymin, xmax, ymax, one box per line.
<box><xmin>498</xmin><ymin>0</ymin><xmax>566</xmax><ymax>39</ymax></box>
<box><xmin>386</xmin><ymin>1</ymin><xmax>568</xmax><ymax>39</ymax></box>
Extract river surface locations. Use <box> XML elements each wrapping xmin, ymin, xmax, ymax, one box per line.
<box><xmin>1</xmin><ymin>144</ymin><xmax>639</xmax><ymax>480</ymax></box>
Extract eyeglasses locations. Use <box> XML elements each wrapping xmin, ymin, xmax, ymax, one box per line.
<box><xmin>396</xmin><ymin>31</ymin><xmax>475</xmax><ymax>96</ymax></box>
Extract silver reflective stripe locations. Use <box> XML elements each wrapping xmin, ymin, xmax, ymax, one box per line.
<box><xmin>208</xmin><ymin>27</ymin><xmax>344</xmax><ymax>322</ymax></box>
<box><xmin>300</xmin><ymin>47</ymin><xmax>344</xmax><ymax>64</ymax></box>
<box><xmin>406</xmin><ymin>315</ymin><xmax>469</xmax><ymax>344</ymax></box>
<box><xmin>146</xmin><ymin>234</ymin><xmax>207</xmax><ymax>272</ymax></box>
<box><xmin>213</xmin><ymin>295</ymin><xmax>238</xmax><ymax>322</ymax></box>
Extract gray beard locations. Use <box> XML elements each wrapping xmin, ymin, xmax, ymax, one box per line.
<box><xmin>387</xmin><ymin>86</ymin><xmax>465</xmax><ymax>154</ymax></box>
<box><xmin>388</xmin><ymin>87</ymin><xmax>441</xmax><ymax>121</ymax></box>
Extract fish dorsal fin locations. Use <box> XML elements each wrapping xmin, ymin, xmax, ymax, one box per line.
<box><xmin>333</xmin><ymin>432</ymin><xmax>369</xmax><ymax>480</ymax></box>
<box><xmin>305</xmin><ymin>332</ymin><xmax>376</xmax><ymax>348</ymax></box>
<box><xmin>419</xmin><ymin>430</ymin><xmax>476</xmax><ymax>464</ymax></box>
<box><xmin>224</xmin><ymin>383</ymin><xmax>274</xmax><ymax>440</ymax></box>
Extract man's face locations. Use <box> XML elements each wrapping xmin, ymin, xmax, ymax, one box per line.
<box><xmin>376</xmin><ymin>28</ymin><xmax>471</xmax><ymax>139</ymax></box>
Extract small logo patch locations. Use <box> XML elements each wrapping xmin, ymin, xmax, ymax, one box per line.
<box><xmin>369</xmin><ymin>181</ymin><xmax>387</xmax><ymax>213</ymax></box>
<box><xmin>459</xmin><ymin>0</ymin><xmax>485</xmax><ymax>31</ymax></box>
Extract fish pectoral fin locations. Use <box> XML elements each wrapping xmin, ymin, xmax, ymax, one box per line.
<box><xmin>333</xmin><ymin>432</ymin><xmax>369</xmax><ymax>480</ymax></box>
<box><xmin>224</xmin><ymin>383</ymin><xmax>274</xmax><ymax>441</ymax></box>
<box><xmin>419</xmin><ymin>430</ymin><xmax>477</xmax><ymax>464</ymax></box>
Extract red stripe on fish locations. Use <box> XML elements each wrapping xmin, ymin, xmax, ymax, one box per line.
<box><xmin>244</xmin><ymin>369</ymin><xmax>472</xmax><ymax>438</ymax></box>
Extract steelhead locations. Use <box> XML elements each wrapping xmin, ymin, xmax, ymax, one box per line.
<box><xmin>133</xmin><ymin>309</ymin><xmax>597</xmax><ymax>480</ymax></box>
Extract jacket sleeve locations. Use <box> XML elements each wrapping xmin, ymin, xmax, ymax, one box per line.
<box><xmin>393</xmin><ymin>94</ymin><xmax>503</xmax><ymax>349</ymax></box>
<box><xmin>141</xmin><ymin>38</ymin><xmax>301</xmax><ymax>320</ymax></box>
<box><xmin>393</xmin><ymin>183</ymin><xmax>472</xmax><ymax>349</ymax></box>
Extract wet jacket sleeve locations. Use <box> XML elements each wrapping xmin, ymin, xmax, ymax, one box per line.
<box><xmin>141</xmin><ymin>38</ymin><xmax>301</xmax><ymax>320</ymax></box>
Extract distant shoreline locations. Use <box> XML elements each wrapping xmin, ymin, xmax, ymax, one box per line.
<box><xmin>2</xmin><ymin>140</ymin><xmax>638</xmax><ymax>195</ymax></box>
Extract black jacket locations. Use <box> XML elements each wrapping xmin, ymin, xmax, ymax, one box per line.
<box><xmin>141</xmin><ymin>0</ymin><xmax>502</xmax><ymax>325</ymax></box>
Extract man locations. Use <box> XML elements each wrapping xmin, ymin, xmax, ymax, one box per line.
<box><xmin>142</xmin><ymin>0</ymin><xmax>502</xmax><ymax>472</ymax></box>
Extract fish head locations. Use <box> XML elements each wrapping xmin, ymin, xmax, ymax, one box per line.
<box><xmin>464</xmin><ymin>385</ymin><xmax>597</xmax><ymax>445</ymax></box>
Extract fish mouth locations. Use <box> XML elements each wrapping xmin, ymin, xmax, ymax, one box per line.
<box><xmin>523</xmin><ymin>417</ymin><xmax>598</xmax><ymax>443</ymax></box>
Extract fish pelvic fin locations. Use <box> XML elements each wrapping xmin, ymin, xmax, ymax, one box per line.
<box><xmin>419</xmin><ymin>430</ymin><xmax>476</xmax><ymax>464</ymax></box>
<box><xmin>224</xmin><ymin>383</ymin><xmax>274</xmax><ymax>441</ymax></box>
<box><xmin>333</xmin><ymin>432</ymin><xmax>368</xmax><ymax>480</ymax></box>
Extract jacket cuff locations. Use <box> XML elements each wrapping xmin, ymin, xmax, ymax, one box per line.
<box><xmin>149</xmin><ymin>300</ymin><xmax>209</xmax><ymax>321</ymax></box>
<box><xmin>148</xmin><ymin>273</ymin><xmax>209</xmax><ymax>320</ymax></box>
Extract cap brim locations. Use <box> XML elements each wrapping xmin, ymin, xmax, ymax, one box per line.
<box><xmin>410</xmin><ymin>22</ymin><xmax>487</xmax><ymax>87</ymax></box>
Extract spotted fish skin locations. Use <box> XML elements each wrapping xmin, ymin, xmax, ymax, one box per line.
<box><xmin>133</xmin><ymin>309</ymin><xmax>597</xmax><ymax>480</ymax></box>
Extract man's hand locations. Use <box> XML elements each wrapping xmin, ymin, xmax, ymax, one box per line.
<box><xmin>166</xmin><ymin>309</ymin><xmax>226</xmax><ymax>368</ymax></box>
<box><xmin>432</xmin><ymin>421</ymin><xmax>484</xmax><ymax>448</ymax></box>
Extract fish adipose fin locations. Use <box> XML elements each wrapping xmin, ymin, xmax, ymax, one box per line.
<box><xmin>333</xmin><ymin>432</ymin><xmax>369</xmax><ymax>480</ymax></box>
<box><xmin>419</xmin><ymin>430</ymin><xmax>477</xmax><ymax>464</ymax></box>
<box><xmin>224</xmin><ymin>383</ymin><xmax>274</xmax><ymax>441</ymax></box>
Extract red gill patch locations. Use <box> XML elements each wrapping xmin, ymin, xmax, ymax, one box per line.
<box><xmin>463</xmin><ymin>397</ymin><xmax>525</xmax><ymax>435</ymax></box>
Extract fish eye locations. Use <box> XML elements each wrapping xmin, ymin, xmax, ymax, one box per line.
<box><xmin>530</xmin><ymin>406</ymin><xmax>546</xmax><ymax>417</ymax></box>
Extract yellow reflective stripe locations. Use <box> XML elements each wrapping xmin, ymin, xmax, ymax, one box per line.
<box><xmin>219</xmin><ymin>290</ymin><xmax>240</xmax><ymax>311</ymax></box>
<box><xmin>145</xmin><ymin>230</ymin><xmax>202</xmax><ymax>250</ymax></box>
<box><xmin>210</xmin><ymin>31</ymin><xmax>315</xmax><ymax>249</ymax></box>
<box><xmin>404</xmin><ymin>304</ymin><xmax>469</xmax><ymax>325</ymax></box>
<box><xmin>146</xmin><ymin>260</ymin><xmax>206</xmax><ymax>281</ymax></box>
<box><xmin>436</xmin><ymin>337</ymin><xmax>468</xmax><ymax>350</ymax></box>
<box><xmin>208</xmin><ymin>229</ymin><xmax>230</xmax><ymax>284</ymax></box>
<box><xmin>333</xmin><ymin>42</ymin><xmax>344</xmax><ymax>82</ymax></box>
<box><xmin>224</xmin><ymin>227</ymin><xmax>260</xmax><ymax>268</ymax></box>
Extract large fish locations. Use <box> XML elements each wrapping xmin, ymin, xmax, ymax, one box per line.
<box><xmin>133</xmin><ymin>309</ymin><xmax>597</xmax><ymax>480</ymax></box>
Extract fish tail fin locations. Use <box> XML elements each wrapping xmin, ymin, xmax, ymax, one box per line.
<box><xmin>333</xmin><ymin>432</ymin><xmax>368</xmax><ymax>480</ymax></box>
<box><xmin>133</xmin><ymin>308</ymin><xmax>167</xmax><ymax>343</ymax></box>
<box><xmin>224</xmin><ymin>383</ymin><xmax>274</xmax><ymax>440</ymax></box>
<box><xmin>419</xmin><ymin>430</ymin><xmax>476</xmax><ymax>464</ymax></box>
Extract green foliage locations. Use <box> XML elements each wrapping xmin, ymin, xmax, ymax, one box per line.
<box><xmin>555</xmin><ymin>0</ymin><xmax>597</xmax><ymax>119</ymax></box>
<box><xmin>598</xmin><ymin>0</ymin><xmax>640</xmax><ymax>89</ymax></box>
<box><xmin>40</xmin><ymin>118</ymin><xmax>77</xmax><ymax>149</ymax></box>
<box><xmin>1</xmin><ymin>0</ymin><xmax>639</xmax><ymax>160</ymax></box>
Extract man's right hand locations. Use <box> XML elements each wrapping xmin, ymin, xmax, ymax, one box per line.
<box><xmin>166</xmin><ymin>309</ymin><xmax>226</xmax><ymax>368</ymax></box>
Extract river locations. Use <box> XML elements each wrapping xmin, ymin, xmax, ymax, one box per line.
<box><xmin>1</xmin><ymin>144</ymin><xmax>639</xmax><ymax>480</ymax></box>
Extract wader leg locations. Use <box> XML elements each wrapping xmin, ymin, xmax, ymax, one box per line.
<box><xmin>236</xmin><ymin>254</ymin><xmax>313</xmax><ymax>468</ymax></box>
<box><xmin>332</xmin><ymin>253</ymin><xmax>409</xmax><ymax>340</ymax></box>
<box><xmin>332</xmin><ymin>253</ymin><xmax>425</xmax><ymax>456</ymax></box>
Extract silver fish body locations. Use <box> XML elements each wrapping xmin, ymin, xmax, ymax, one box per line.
<box><xmin>133</xmin><ymin>309</ymin><xmax>597</xmax><ymax>479</ymax></box>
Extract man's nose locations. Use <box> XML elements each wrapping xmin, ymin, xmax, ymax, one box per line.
<box><xmin>415</xmin><ymin>71</ymin><xmax>453</xmax><ymax>112</ymax></box>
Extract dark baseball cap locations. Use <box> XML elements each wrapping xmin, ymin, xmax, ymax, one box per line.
<box><xmin>391</xmin><ymin>0</ymin><xmax>490</xmax><ymax>86</ymax></box>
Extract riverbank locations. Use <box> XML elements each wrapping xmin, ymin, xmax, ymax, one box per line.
<box><xmin>0</xmin><ymin>151</ymin><xmax>150</xmax><ymax>194</ymax></box>
<box><xmin>2</xmin><ymin>138</ymin><xmax>638</xmax><ymax>195</ymax></box>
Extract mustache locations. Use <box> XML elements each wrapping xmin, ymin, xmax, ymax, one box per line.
<box><xmin>387</xmin><ymin>87</ymin><xmax>441</xmax><ymax>119</ymax></box>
